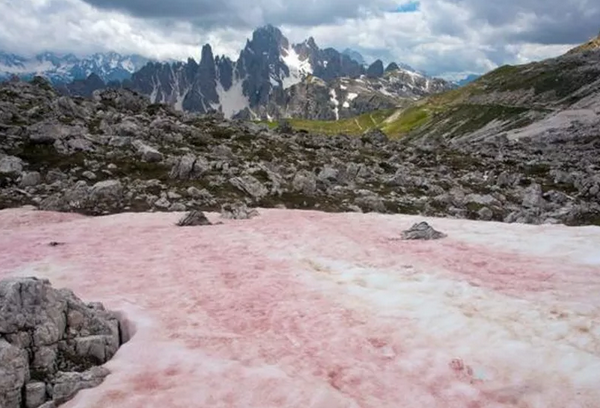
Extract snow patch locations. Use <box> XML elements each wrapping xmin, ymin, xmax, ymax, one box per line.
<box><xmin>330</xmin><ymin>89</ymin><xmax>340</xmax><ymax>121</ymax></box>
<box><xmin>347</xmin><ymin>92</ymin><xmax>359</xmax><ymax>101</ymax></box>
<box><xmin>216</xmin><ymin>77</ymin><xmax>249</xmax><ymax>119</ymax></box>
<box><xmin>281</xmin><ymin>47</ymin><xmax>313</xmax><ymax>89</ymax></box>
<box><xmin>174</xmin><ymin>86</ymin><xmax>191</xmax><ymax>111</ymax></box>
<box><xmin>1</xmin><ymin>209</ymin><xmax>600</xmax><ymax>407</ymax></box>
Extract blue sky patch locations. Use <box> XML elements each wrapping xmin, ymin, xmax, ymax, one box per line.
<box><xmin>395</xmin><ymin>1</ymin><xmax>420</xmax><ymax>13</ymax></box>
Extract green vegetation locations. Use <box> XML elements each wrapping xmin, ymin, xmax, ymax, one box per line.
<box><xmin>380</xmin><ymin>105</ymin><xmax>431</xmax><ymax>135</ymax></box>
<box><xmin>263</xmin><ymin>109</ymin><xmax>395</xmax><ymax>135</ymax></box>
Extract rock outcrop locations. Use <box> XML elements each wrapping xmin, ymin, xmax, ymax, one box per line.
<box><xmin>0</xmin><ymin>277</ymin><xmax>123</xmax><ymax>408</ymax></box>
<box><xmin>177</xmin><ymin>211</ymin><xmax>212</xmax><ymax>227</ymax></box>
<box><xmin>401</xmin><ymin>222</ymin><xmax>447</xmax><ymax>240</ymax></box>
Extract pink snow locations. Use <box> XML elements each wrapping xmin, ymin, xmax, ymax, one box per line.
<box><xmin>1</xmin><ymin>207</ymin><xmax>600</xmax><ymax>408</ymax></box>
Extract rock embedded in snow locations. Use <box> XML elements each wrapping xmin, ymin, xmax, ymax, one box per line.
<box><xmin>0</xmin><ymin>277</ymin><xmax>122</xmax><ymax>408</ymax></box>
<box><xmin>401</xmin><ymin>221</ymin><xmax>447</xmax><ymax>240</ymax></box>
<box><xmin>221</xmin><ymin>202</ymin><xmax>259</xmax><ymax>220</ymax></box>
<box><xmin>177</xmin><ymin>211</ymin><xmax>212</xmax><ymax>227</ymax></box>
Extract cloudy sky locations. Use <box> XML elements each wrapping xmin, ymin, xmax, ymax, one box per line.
<box><xmin>1</xmin><ymin>0</ymin><xmax>599</xmax><ymax>79</ymax></box>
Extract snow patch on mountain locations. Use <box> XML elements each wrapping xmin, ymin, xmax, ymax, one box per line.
<box><xmin>0</xmin><ymin>51</ymin><xmax>149</xmax><ymax>84</ymax></box>
<box><xmin>175</xmin><ymin>87</ymin><xmax>191</xmax><ymax>111</ymax></box>
<box><xmin>281</xmin><ymin>47</ymin><xmax>313</xmax><ymax>89</ymax></box>
<box><xmin>330</xmin><ymin>89</ymin><xmax>340</xmax><ymax>120</ymax></box>
<box><xmin>217</xmin><ymin>78</ymin><xmax>250</xmax><ymax>118</ymax></box>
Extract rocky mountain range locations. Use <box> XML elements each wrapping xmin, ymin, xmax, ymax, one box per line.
<box><xmin>51</xmin><ymin>25</ymin><xmax>454</xmax><ymax>120</ymax></box>
<box><xmin>0</xmin><ymin>51</ymin><xmax>149</xmax><ymax>85</ymax></box>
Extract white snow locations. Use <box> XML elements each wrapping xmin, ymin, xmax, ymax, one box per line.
<box><xmin>174</xmin><ymin>86</ymin><xmax>191</xmax><ymax>111</ymax></box>
<box><xmin>216</xmin><ymin>78</ymin><xmax>250</xmax><ymax>118</ymax></box>
<box><xmin>340</xmin><ymin>84</ymin><xmax>347</xmax><ymax>90</ymax></box>
<box><xmin>343</xmin><ymin>101</ymin><xmax>350</xmax><ymax>108</ymax></box>
<box><xmin>121</xmin><ymin>58</ymin><xmax>135</xmax><ymax>72</ymax></box>
<box><xmin>347</xmin><ymin>92</ymin><xmax>359</xmax><ymax>101</ymax></box>
<box><xmin>330</xmin><ymin>89</ymin><xmax>340</xmax><ymax>120</ymax></box>
<box><xmin>281</xmin><ymin>47</ymin><xmax>313</xmax><ymax>89</ymax></box>
<box><xmin>149</xmin><ymin>79</ymin><xmax>160</xmax><ymax>104</ymax></box>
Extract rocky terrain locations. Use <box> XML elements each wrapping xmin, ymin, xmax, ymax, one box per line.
<box><xmin>0</xmin><ymin>277</ymin><xmax>124</xmax><ymax>408</ymax></box>
<box><xmin>0</xmin><ymin>77</ymin><xmax>598</xmax><ymax>226</ymax></box>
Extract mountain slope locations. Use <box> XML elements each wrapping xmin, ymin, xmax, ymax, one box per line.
<box><xmin>0</xmin><ymin>51</ymin><xmax>149</xmax><ymax>84</ymax></box>
<box><xmin>379</xmin><ymin>33</ymin><xmax>600</xmax><ymax>142</ymax></box>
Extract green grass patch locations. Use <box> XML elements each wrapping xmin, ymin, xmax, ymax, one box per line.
<box><xmin>261</xmin><ymin>109</ymin><xmax>395</xmax><ymax>136</ymax></box>
<box><xmin>381</xmin><ymin>105</ymin><xmax>431</xmax><ymax>136</ymax></box>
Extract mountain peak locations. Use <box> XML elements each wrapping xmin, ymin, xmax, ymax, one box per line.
<box><xmin>366</xmin><ymin>60</ymin><xmax>384</xmax><ymax>78</ymax></box>
<box><xmin>253</xmin><ymin>24</ymin><xmax>284</xmax><ymax>39</ymax></box>
<box><xmin>248</xmin><ymin>24</ymin><xmax>289</xmax><ymax>52</ymax></box>
<box><xmin>306</xmin><ymin>37</ymin><xmax>318</xmax><ymax>49</ymax></box>
<box><xmin>385</xmin><ymin>62</ymin><xmax>399</xmax><ymax>73</ymax></box>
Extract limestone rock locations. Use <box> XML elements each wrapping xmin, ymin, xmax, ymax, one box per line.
<box><xmin>177</xmin><ymin>211</ymin><xmax>212</xmax><ymax>226</ymax></box>
<box><xmin>401</xmin><ymin>222</ymin><xmax>447</xmax><ymax>240</ymax></box>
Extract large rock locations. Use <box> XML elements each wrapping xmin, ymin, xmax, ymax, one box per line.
<box><xmin>28</xmin><ymin>122</ymin><xmax>71</xmax><ymax>145</ymax></box>
<box><xmin>51</xmin><ymin>367</ymin><xmax>110</xmax><ymax>405</ymax></box>
<box><xmin>0</xmin><ymin>155</ymin><xmax>23</xmax><ymax>176</ymax></box>
<box><xmin>177</xmin><ymin>211</ymin><xmax>212</xmax><ymax>226</ymax></box>
<box><xmin>522</xmin><ymin>183</ymin><xmax>545</xmax><ymax>209</ymax></box>
<box><xmin>0</xmin><ymin>340</ymin><xmax>29</xmax><ymax>408</ymax></box>
<box><xmin>221</xmin><ymin>202</ymin><xmax>259</xmax><ymax>220</ymax></box>
<box><xmin>132</xmin><ymin>140</ymin><xmax>163</xmax><ymax>163</ymax></box>
<box><xmin>229</xmin><ymin>176</ymin><xmax>268</xmax><ymax>199</ymax></box>
<box><xmin>292</xmin><ymin>170</ymin><xmax>317</xmax><ymax>195</ymax></box>
<box><xmin>169</xmin><ymin>154</ymin><xmax>209</xmax><ymax>180</ymax></box>
<box><xmin>401</xmin><ymin>222</ymin><xmax>447</xmax><ymax>240</ymax></box>
<box><xmin>90</xmin><ymin>180</ymin><xmax>123</xmax><ymax>202</ymax></box>
<box><xmin>20</xmin><ymin>171</ymin><xmax>42</xmax><ymax>188</ymax></box>
<box><xmin>0</xmin><ymin>277</ymin><xmax>122</xmax><ymax>408</ymax></box>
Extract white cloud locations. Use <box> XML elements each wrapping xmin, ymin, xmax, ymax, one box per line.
<box><xmin>0</xmin><ymin>0</ymin><xmax>596</xmax><ymax>79</ymax></box>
